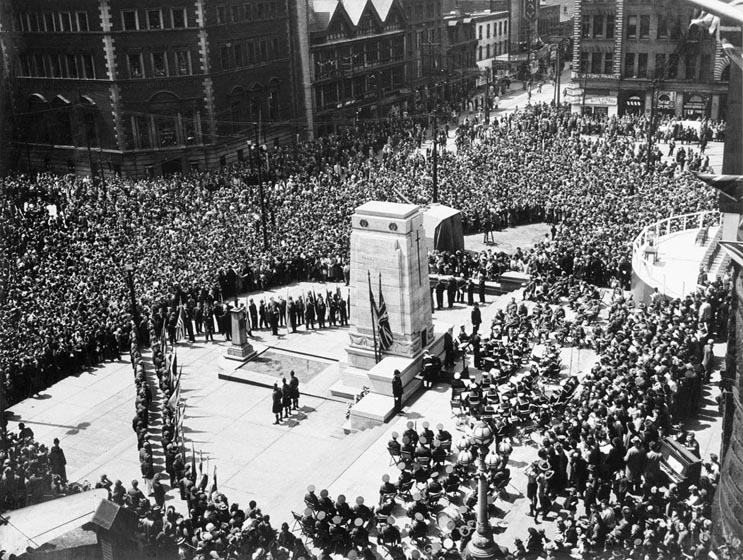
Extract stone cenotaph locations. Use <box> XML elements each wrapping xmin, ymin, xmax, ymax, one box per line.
<box><xmin>339</xmin><ymin>201</ymin><xmax>444</xmax><ymax>427</ymax></box>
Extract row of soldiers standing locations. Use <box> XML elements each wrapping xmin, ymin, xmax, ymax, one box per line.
<box><xmin>243</xmin><ymin>291</ymin><xmax>349</xmax><ymax>336</ymax></box>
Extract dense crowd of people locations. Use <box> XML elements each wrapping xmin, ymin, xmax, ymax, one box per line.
<box><xmin>0</xmin><ymin>106</ymin><xmax>719</xmax><ymax>407</ymax></box>
<box><xmin>1</xmin><ymin>99</ymin><xmax>737</xmax><ymax>558</ymax></box>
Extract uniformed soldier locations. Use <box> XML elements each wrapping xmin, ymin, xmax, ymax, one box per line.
<box><xmin>316</xmin><ymin>296</ymin><xmax>326</xmax><ymax>328</ymax></box>
<box><xmin>305</xmin><ymin>295</ymin><xmax>316</xmax><ymax>329</ymax></box>
<box><xmin>288</xmin><ymin>297</ymin><xmax>298</xmax><ymax>332</ymax></box>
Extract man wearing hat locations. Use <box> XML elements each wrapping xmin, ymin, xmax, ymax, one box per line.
<box><xmin>392</xmin><ymin>370</ymin><xmax>403</xmax><ymax>415</ymax></box>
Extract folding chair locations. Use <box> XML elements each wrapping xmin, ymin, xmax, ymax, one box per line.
<box><xmin>291</xmin><ymin>511</ymin><xmax>304</xmax><ymax>532</ymax></box>
<box><xmin>388</xmin><ymin>447</ymin><xmax>401</xmax><ymax>467</ymax></box>
<box><xmin>397</xmin><ymin>479</ymin><xmax>415</xmax><ymax>502</ymax></box>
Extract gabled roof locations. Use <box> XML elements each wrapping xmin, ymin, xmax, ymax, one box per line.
<box><xmin>309</xmin><ymin>0</ymin><xmax>399</xmax><ymax>31</ymax></box>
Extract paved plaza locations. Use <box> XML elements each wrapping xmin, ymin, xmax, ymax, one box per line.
<box><xmin>6</xmin><ymin>255</ymin><xmax>724</xmax><ymax>553</ymax></box>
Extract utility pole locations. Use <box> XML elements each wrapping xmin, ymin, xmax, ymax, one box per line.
<box><xmin>432</xmin><ymin>113</ymin><xmax>438</xmax><ymax>203</ymax></box>
<box><xmin>645</xmin><ymin>79</ymin><xmax>659</xmax><ymax>175</ymax></box>
<box><xmin>554</xmin><ymin>43</ymin><xmax>561</xmax><ymax>105</ymax></box>
<box><xmin>79</xmin><ymin>89</ymin><xmax>96</xmax><ymax>182</ymax></box>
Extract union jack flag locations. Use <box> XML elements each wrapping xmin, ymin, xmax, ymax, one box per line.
<box><xmin>377</xmin><ymin>275</ymin><xmax>393</xmax><ymax>350</ymax></box>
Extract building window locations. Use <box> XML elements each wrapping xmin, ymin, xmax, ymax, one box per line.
<box><xmin>667</xmin><ymin>57</ymin><xmax>678</xmax><ymax>79</ymax></box>
<box><xmin>701</xmin><ymin>54</ymin><xmax>711</xmax><ymax>81</ymax></box>
<box><xmin>625</xmin><ymin>52</ymin><xmax>635</xmax><ymax>77</ymax></box>
<box><xmin>478</xmin><ymin>25</ymin><xmax>482</xmax><ymax>40</ymax></box>
<box><xmin>175</xmin><ymin>50</ymin><xmax>191</xmax><ymax>75</ymax></box>
<box><xmin>128</xmin><ymin>53</ymin><xmax>144</xmax><ymax>78</ymax></box>
<box><xmin>582</xmin><ymin>15</ymin><xmax>591</xmax><ymax>38</ymax></box>
<box><xmin>77</xmin><ymin>12</ymin><xmax>89</xmax><ymax>31</ymax></box>
<box><xmin>80</xmin><ymin>54</ymin><xmax>95</xmax><ymax>78</ymax></box>
<box><xmin>147</xmin><ymin>10</ymin><xmax>162</xmax><ymax>29</ymax></box>
<box><xmin>67</xmin><ymin>54</ymin><xmax>78</xmax><ymax>77</ymax></box>
<box><xmin>43</xmin><ymin>12</ymin><xmax>57</xmax><ymax>32</ymax></box>
<box><xmin>217</xmin><ymin>6</ymin><xmax>226</xmax><ymax>24</ymax></box>
<box><xmin>591</xmin><ymin>52</ymin><xmax>602</xmax><ymax>74</ymax></box>
<box><xmin>220</xmin><ymin>45</ymin><xmax>230</xmax><ymax>69</ymax></box>
<box><xmin>233</xmin><ymin>43</ymin><xmax>243</xmax><ymax>66</ymax></box>
<box><xmin>627</xmin><ymin>15</ymin><xmax>637</xmax><ymax>38</ymax></box>
<box><xmin>499</xmin><ymin>21</ymin><xmax>503</xmax><ymax>35</ymax></box>
<box><xmin>49</xmin><ymin>54</ymin><xmax>63</xmax><ymax>77</ymax></box>
<box><xmin>637</xmin><ymin>52</ymin><xmax>648</xmax><ymax>77</ymax></box>
<box><xmin>639</xmin><ymin>15</ymin><xmax>650</xmax><ymax>38</ymax></box>
<box><xmin>657</xmin><ymin>15</ymin><xmax>667</xmax><ymax>38</ymax></box>
<box><xmin>486</xmin><ymin>24</ymin><xmax>490</xmax><ymax>38</ymax></box>
<box><xmin>246</xmin><ymin>42</ymin><xmax>255</xmax><ymax>65</ymax></box>
<box><xmin>604</xmin><ymin>53</ymin><xmax>613</xmax><ymax>74</ymax></box>
<box><xmin>606</xmin><ymin>15</ymin><xmax>615</xmax><ymax>39</ymax></box>
<box><xmin>157</xmin><ymin>116</ymin><xmax>178</xmax><ymax>146</ymax></box>
<box><xmin>670</xmin><ymin>16</ymin><xmax>681</xmax><ymax>40</ymax></box>
<box><xmin>59</xmin><ymin>12</ymin><xmax>73</xmax><ymax>32</ymax></box>
<box><xmin>685</xmin><ymin>53</ymin><xmax>696</xmax><ymax>80</ymax></box>
<box><xmin>655</xmin><ymin>53</ymin><xmax>666</xmax><ymax>78</ymax></box>
<box><xmin>486</xmin><ymin>44</ymin><xmax>490</xmax><ymax>58</ymax></box>
<box><xmin>136</xmin><ymin>115</ymin><xmax>151</xmax><ymax>148</ymax></box>
<box><xmin>580</xmin><ymin>51</ymin><xmax>589</xmax><ymax>73</ymax></box>
<box><xmin>122</xmin><ymin>10</ymin><xmax>139</xmax><ymax>30</ymax></box>
<box><xmin>503</xmin><ymin>21</ymin><xmax>507</xmax><ymax>34</ymax></box>
<box><xmin>232</xmin><ymin>5</ymin><xmax>241</xmax><ymax>22</ymax></box>
<box><xmin>272</xmin><ymin>38</ymin><xmax>280</xmax><ymax>58</ymax></box>
<box><xmin>259</xmin><ymin>40</ymin><xmax>268</xmax><ymax>62</ymax></box>
<box><xmin>593</xmin><ymin>15</ymin><xmax>603</xmax><ymax>37</ymax></box>
<box><xmin>479</xmin><ymin>46</ymin><xmax>483</xmax><ymax>60</ymax></box>
<box><xmin>171</xmin><ymin>8</ymin><xmax>187</xmax><ymax>28</ymax></box>
<box><xmin>152</xmin><ymin>52</ymin><xmax>167</xmax><ymax>76</ymax></box>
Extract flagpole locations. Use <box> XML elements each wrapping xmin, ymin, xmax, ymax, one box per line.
<box><xmin>368</xmin><ymin>271</ymin><xmax>379</xmax><ymax>363</ymax></box>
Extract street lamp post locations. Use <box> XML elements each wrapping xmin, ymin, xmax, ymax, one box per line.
<box><xmin>124</xmin><ymin>264</ymin><xmax>138</xmax><ymax>326</ymax></box>
<box><xmin>249</xmin><ymin>142</ymin><xmax>270</xmax><ymax>252</ymax></box>
<box><xmin>463</xmin><ymin>421</ymin><xmax>504</xmax><ymax>560</ymax></box>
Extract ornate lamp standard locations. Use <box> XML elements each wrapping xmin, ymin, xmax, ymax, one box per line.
<box><xmin>464</xmin><ymin>421</ymin><xmax>504</xmax><ymax>560</ymax></box>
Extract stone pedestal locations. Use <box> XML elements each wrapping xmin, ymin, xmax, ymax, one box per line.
<box><xmin>225</xmin><ymin>308</ymin><xmax>257</xmax><ymax>362</ymax></box>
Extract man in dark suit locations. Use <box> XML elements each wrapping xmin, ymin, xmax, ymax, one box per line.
<box><xmin>278</xmin><ymin>296</ymin><xmax>287</xmax><ymax>327</ymax></box>
<box><xmin>392</xmin><ymin>370</ymin><xmax>403</xmax><ymax>415</ymax></box>
<box><xmin>288</xmin><ymin>297</ymin><xmax>298</xmax><ymax>332</ymax></box>
<box><xmin>447</xmin><ymin>277</ymin><xmax>457</xmax><ymax>308</ymax></box>
<box><xmin>435</xmin><ymin>279</ymin><xmax>446</xmax><ymax>309</ymax></box>
<box><xmin>248</xmin><ymin>298</ymin><xmax>258</xmax><ymax>331</ymax></box>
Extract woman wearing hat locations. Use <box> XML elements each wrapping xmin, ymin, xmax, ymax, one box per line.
<box><xmin>272</xmin><ymin>383</ymin><xmax>283</xmax><ymax>424</ymax></box>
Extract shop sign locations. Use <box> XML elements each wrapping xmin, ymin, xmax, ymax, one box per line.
<box><xmin>657</xmin><ymin>91</ymin><xmax>676</xmax><ymax>110</ymax></box>
<box><xmin>584</xmin><ymin>95</ymin><xmax>618</xmax><ymax>106</ymax></box>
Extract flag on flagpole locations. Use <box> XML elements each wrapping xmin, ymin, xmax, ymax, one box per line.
<box><xmin>167</xmin><ymin>368</ymin><xmax>182</xmax><ymax>410</ymax></box>
<box><xmin>190</xmin><ymin>441</ymin><xmax>197</xmax><ymax>483</ymax></box>
<box><xmin>368</xmin><ymin>272</ymin><xmax>379</xmax><ymax>362</ymax></box>
<box><xmin>160</xmin><ymin>319</ymin><xmax>168</xmax><ymax>352</ymax></box>
<box><xmin>211</xmin><ymin>465</ymin><xmax>218</xmax><ymax>494</ymax></box>
<box><xmin>175</xmin><ymin>305</ymin><xmax>186</xmax><ymax>341</ymax></box>
<box><xmin>377</xmin><ymin>274</ymin><xmax>393</xmax><ymax>350</ymax></box>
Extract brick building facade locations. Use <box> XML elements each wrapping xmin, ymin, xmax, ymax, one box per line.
<box><xmin>295</xmin><ymin>0</ymin><xmax>409</xmax><ymax>137</ymax></box>
<box><xmin>0</xmin><ymin>0</ymin><xmax>295</xmax><ymax>177</ymax></box>
<box><xmin>568</xmin><ymin>0</ymin><xmax>728</xmax><ymax>119</ymax></box>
